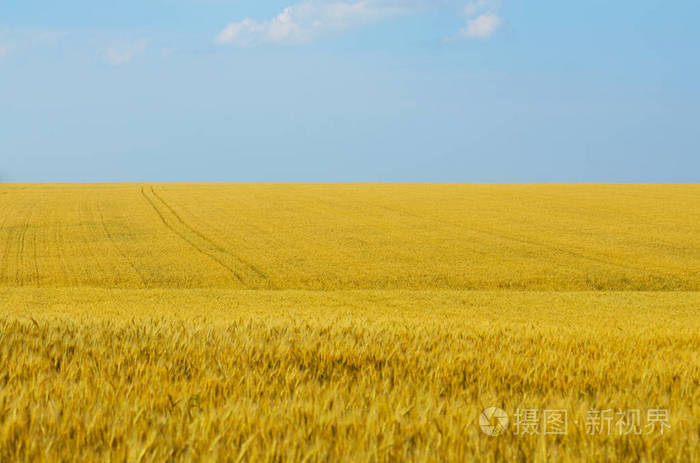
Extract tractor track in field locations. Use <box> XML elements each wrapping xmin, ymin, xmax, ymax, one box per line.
<box><xmin>32</xmin><ymin>223</ymin><xmax>39</xmax><ymax>287</ymax></box>
<box><xmin>151</xmin><ymin>191</ymin><xmax>270</xmax><ymax>282</ymax></box>
<box><xmin>452</xmin><ymin>221</ymin><xmax>678</xmax><ymax>282</ymax></box>
<box><xmin>15</xmin><ymin>222</ymin><xmax>26</xmax><ymax>286</ymax></box>
<box><xmin>140</xmin><ymin>185</ymin><xmax>255</xmax><ymax>287</ymax></box>
<box><xmin>97</xmin><ymin>201</ymin><xmax>148</xmax><ymax>287</ymax></box>
<box><xmin>0</xmin><ymin>201</ymin><xmax>18</xmax><ymax>285</ymax></box>
<box><xmin>15</xmin><ymin>204</ymin><xmax>36</xmax><ymax>286</ymax></box>
<box><xmin>339</xmin><ymin>197</ymin><xmax>681</xmax><ymax>284</ymax></box>
<box><xmin>51</xmin><ymin>217</ymin><xmax>71</xmax><ymax>287</ymax></box>
<box><xmin>76</xmin><ymin>202</ymin><xmax>110</xmax><ymax>284</ymax></box>
<box><xmin>148</xmin><ymin>186</ymin><xmax>269</xmax><ymax>283</ymax></box>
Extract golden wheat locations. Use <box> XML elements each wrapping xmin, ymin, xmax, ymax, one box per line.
<box><xmin>0</xmin><ymin>184</ymin><xmax>699</xmax><ymax>461</ymax></box>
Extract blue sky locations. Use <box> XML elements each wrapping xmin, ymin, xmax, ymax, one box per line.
<box><xmin>1</xmin><ymin>1</ymin><xmax>698</xmax><ymax>182</ymax></box>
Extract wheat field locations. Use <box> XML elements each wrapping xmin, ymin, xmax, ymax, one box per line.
<box><xmin>1</xmin><ymin>183</ymin><xmax>699</xmax><ymax>461</ymax></box>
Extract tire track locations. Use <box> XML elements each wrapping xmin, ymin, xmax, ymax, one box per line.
<box><xmin>77</xmin><ymin>201</ymin><xmax>108</xmax><ymax>285</ymax></box>
<box><xmin>32</xmin><ymin>223</ymin><xmax>40</xmax><ymax>287</ymax></box>
<box><xmin>52</xmin><ymin>215</ymin><xmax>70</xmax><ymax>287</ymax></box>
<box><xmin>344</xmin><ymin>197</ymin><xmax>679</xmax><ymax>282</ymax></box>
<box><xmin>460</xmin><ymin>222</ymin><xmax>676</xmax><ymax>281</ymax></box>
<box><xmin>140</xmin><ymin>186</ymin><xmax>248</xmax><ymax>286</ymax></box>
<box><xmin>161</xmin><ymin>188</ymin><xmax>294</xmax><ymax>284</ymax></box>
<box><xmin>15</xmin><ymin>224</ymin><xmax>27</xmax><ymax>286</ymax></box>
<box><xmin>97</xmin><ymin>201</ymin><xmax>148</xmax><ymax>288</ymax></box>
<box><xmin>15</xmin><ymin>205</ymin><xmax>34</xmax><ymax>286</ymax></box>
<box><xmin>0</xmin><ymin>199</ymin><xmax>21</xmax><ymax>286</ymax></box>
<box><xmin>149</xmin><ymin>188</ymin><xmax>269</xmax><ymax>282</ymax></box>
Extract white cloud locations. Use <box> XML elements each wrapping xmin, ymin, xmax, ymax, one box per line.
<box><xmin>29</xmin><ymin>29</ymin><xmax>67</xmax><ymax>47</ymax></box>
<box><xmin>215</xmin><ymin>1</ymin><xmax>504</xmax><ymax>45</ymax></box>
<box><xmin>102</xmin><ymin>38</ymin><xmax>148</xmax><ymax>65</ymax></box>
<box><xmin>0</xmin><ymin>30</ymin><xmax>13</xmax><ymax>57</ymax></box>
<box><xmin>464</xmin><ymin>0</ymin><xmax>492</xmax><ymax>15</ymax></box>
<box><xmin>460</xmin><ymin>12</ymin><xmax>502</xmax><ymax>38</ymax></box>
<box><xmin>0</xmin><ymin>28</ymin><xmax>66</xmax><ymax>56</ymax></box>
<box><xmin>215</xmin><ymin>0</ymin><xmax>416</xmax><ymax>45</ymax></box>
<box><xmin>453</xmin><ymin>0</ymin><xmax>502</xmax><ymax>40</ymax></box>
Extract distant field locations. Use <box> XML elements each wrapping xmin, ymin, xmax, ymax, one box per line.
<box><xmin>0</xmin><ymin>184</ymin><xmax>699</xmax><ymax>461</ymax></box>
<box><xmin>1</xmin><ymin>183</ymin><xmax>698</xmax><ymax>290</ymax></box>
